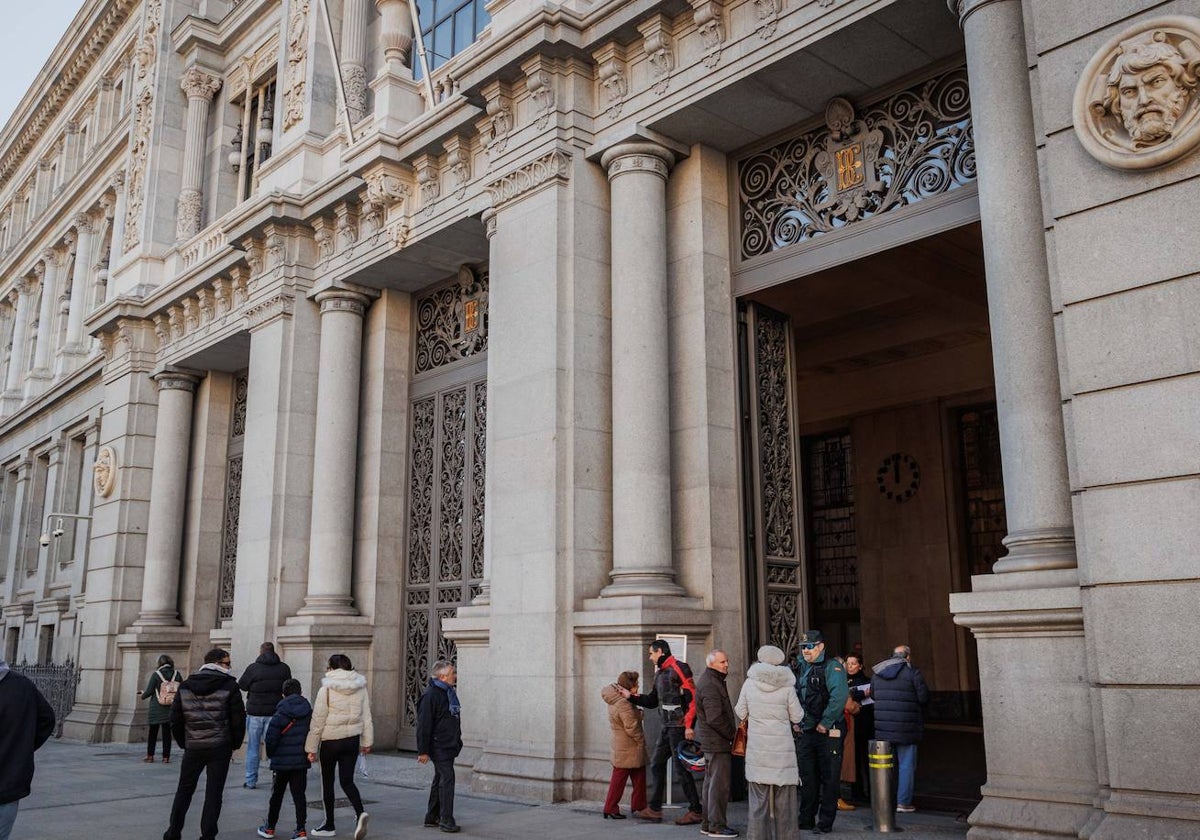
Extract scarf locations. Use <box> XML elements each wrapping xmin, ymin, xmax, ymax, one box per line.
<box><xmin>432</xmin><ymin>678</ymin><xmax>460</xmax><ymax>717</ymax></box>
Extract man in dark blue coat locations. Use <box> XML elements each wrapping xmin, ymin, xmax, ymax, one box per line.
<box><xmin>259</xmin><ymin>679</ymin><xmax>312</xmax><ymax>839</ymax></box>
<box><xmin>870</xmin><ymin>645</ymin><xmax>929</xmax><ymax>813</ymax></box>
<box><xmin>417</xmin><ymin>660</ymin><xmax>464</xmax><ymax>833</ymax></box>
<box><xmin>0</xmin><ymin>658</ymin><xmax>56</xmax><ymax>840</ymax></box>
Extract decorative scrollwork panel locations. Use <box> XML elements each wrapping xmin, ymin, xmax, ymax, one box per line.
<box><xmin>439</xmin><ymin>388</ymin><xmax>467</xmax><ymax>583</ymax></box>
<box><xmin>402</xmin><ymin>609</ymin><xmax>430</xmax><ymax>727</ymax></box>
<box><xmin>738</xmin><ymin>65</ymin><xmax>974</xmax><ymax>260</ymax></box>
<box><xmin>217</xmin><ymin>456</ymin><xmax>243</xmax><ymax>621</ymax></box>
<box><xmin>414</xmin><ymin>268</ymin><xmax>490</xmax><ymax>374</ymax></box>
<box><xmin>470</xmin><ymin>382</ymin><xmax>486</xmax><ymax>581</ymax></box>
<box><xmin>407</xmin><ymin>397</ymin><xmax>435</xmax><ymax>586</ymax></box>
<box><xmin>754</xmin><ymin>311</ymin><xmax>797</xmax><ymax>560</ymax></box>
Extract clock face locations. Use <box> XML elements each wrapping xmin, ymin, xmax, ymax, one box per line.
<box><xmin>876</xmin><ymin>453</ymin><xmax>920</xmax><ymax>503</ymax></box>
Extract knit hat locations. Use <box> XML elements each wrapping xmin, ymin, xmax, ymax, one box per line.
<box><xmin>756</xmin><ymin>645</ymin><xmax>785</xmax><ymax>666</ymax></box>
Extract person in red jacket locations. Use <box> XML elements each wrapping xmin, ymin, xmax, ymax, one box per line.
<box><xmin>620</xmin><ymin>640</ymin><xmax>703</xmax><ymax>825</ymax></box>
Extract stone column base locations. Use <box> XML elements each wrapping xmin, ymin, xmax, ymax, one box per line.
<box><xmin>951</xmin><ymin>569</ymin><xmax>1099</xmax><ymax>840</ymax></box>
<box><xmin>370</xmin><ymin>69</ymin><xmax>423</xmax><ymax>135</ymax></box>
<box><xmin>1085</xmin><ymin>791</ymin><xmax>1200</xmax><ymax>840</ymax></box>
<box><xmin>442</xmin><ymin>604</ymin><xmax>491</xmax><ymax>766</ymax></box>
<box><xmin>276</xmin><ymin>618</ymin><xmax>375</xmax><ymax>702</ymax></box>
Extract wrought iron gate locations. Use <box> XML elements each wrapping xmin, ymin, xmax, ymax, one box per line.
<box><xmin>738</xmin><ymin>302</ymin><xmax>804</xmax><ymax>657</ymax></box>
<box><xmin>400</xmin><ymin>267</ymin><xmax>488</xmax><ymax>747</ymax></box>
<box><xmin>12</xmin><ymin>659</ymin><xmax>80</xmax><ymax>737</ymax></box>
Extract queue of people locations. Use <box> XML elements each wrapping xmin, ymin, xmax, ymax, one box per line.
<box><xmin>602</xmin><ymin>631</ymin><xmax>929</xmax><ymax>838</ymax></box>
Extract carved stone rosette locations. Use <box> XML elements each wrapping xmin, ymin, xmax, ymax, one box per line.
<box><xmin>1073</xmin><ymin>16</ymin><xmax>1200</xmax><ymax>170</ymax></box>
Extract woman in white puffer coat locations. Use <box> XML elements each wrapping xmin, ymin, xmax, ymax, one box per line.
<box><xmin>305</xmin><ymin>654</ymin><xmax>374</xmax><ymax>839</ymax></box>
<box><xmin>734</xmin><ymin>645</ymin><xmax>803</xmax><ymax>840</ymax></box>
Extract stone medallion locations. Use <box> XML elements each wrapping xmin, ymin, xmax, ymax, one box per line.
<box><xmin>1073</xmin><ymin>16</ymin><xmax>1200</xmax><ymax>170</ymax></box>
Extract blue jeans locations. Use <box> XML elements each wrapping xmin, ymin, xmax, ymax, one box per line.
<box><xmin>245</xmin><ymin>715</ymin><xmax>271</xmax><ymax>786</ymax></box>
<box><xmin>895</xmin><ymin>744</ymin><xmax>918</xmax><ymax>806</ymax></box>
<box><xmin>0</xmin><ymin>801</ymin><xmax>18</xmax><ymax>840</ymax></box>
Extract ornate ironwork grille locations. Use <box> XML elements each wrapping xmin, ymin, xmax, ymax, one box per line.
<box><xmin>218</xmin><ymin>372</ymin><xmax>248</xmax><ymax>623</ymax></box>
<box><xmin>956</xmin><ymin>404</ymin><xmax>1007</xmax><ymax>576</ymax></box>
<box><xmin>803</xmin><ymin>433</ymin><xmax>859</xmax><ymax>614</ymax></box>
<box><xmin>736</xmin><ymin>64</ymin><xmax>975</xmax><ymax>261</ymax></box>
<box><xmin>740</xmin><ymin>303</ymin><xmax>803</xmax><ymax>657</ymax></box>
<box><xmin>11</xmin><ymin>659</ymin><xmax>80</xmax><ymax>737</ymax></box>
<box><xmin>402</xmin><ymin>268</ymin><xmax>488</xmax><ymax>741</ymax></box>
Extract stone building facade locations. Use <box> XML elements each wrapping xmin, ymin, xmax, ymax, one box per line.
<box><xmin>0</xmin><ymin>0</ymin><xmax>1197</xmax><ymax>837</ymax></box>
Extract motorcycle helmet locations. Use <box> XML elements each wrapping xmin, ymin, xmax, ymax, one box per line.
<box><xmin>676</xmin><ymin>738</ymin><xmax>706</xmax><ymax>778</ymax></box>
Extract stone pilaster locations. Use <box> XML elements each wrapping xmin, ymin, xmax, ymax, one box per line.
<box><xmin>948</xmin><ymin>1</ymin><xmax>1098</xmax><ymax>838</ymax></box>
<box><xmin>26</xmin><ymin>249</ymin><xmax>61</xmax><ymax>396</ymax></box>
<box><xmin>107</xmin><ymin>171</ymin><xmax>126</xmax><ymax>276</ymax></box>
<box><xmin>133</xmin><ymin>371</ymin><xmax>201</xmax><ymax>626</ymax></box>
<box><xmin>297</xmin><ymin>289</ymin><xmax>370</xmax><ymax>616</ymax></box>
<box><xmin>177</xmin><ymin>67</ymin><xmax>222</xmax><ymax>241</ymax></box>
<box><xmin>58</xmin><ymin>213</ymin><xmax>95</xmax><ymax>370</ymax></box>
<box><xmin>2</xmin><ymin>279</ymin><xmax>34</xmax><ymax>410</ymax></box>
<box><xmin>598</xmin><ymin>141</ymin><xmax>684</xmax><ymax>598</ymax></box>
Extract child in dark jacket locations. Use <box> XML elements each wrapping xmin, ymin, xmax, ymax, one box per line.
<box><xmin>258</xmin><ymin>679</ymin><xmax>313</xmax><ymax>840</ymax></box>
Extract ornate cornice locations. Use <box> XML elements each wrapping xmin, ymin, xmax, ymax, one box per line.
<box><xmin>0</xmin><ymin>0</ymin><xmax>139</xmax><ymax>189</ymax></box>
<box><xmin>485</xmin><ymin>149</ymin><xmax>571</xmax><ymax>209</ymax></box>
<box><xmin>244</xmin><ymin>292</ymin><xmax>296</xmax><ymax>331</ymax></box>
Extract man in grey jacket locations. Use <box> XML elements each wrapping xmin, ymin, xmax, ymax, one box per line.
<box><xmin>694</xmin><ymin>650</ymin><xmax>738</xmax><ymax>838</ymax></box>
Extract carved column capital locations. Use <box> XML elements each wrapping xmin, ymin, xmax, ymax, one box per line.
<box><xmin>600</xmin><ymin>141</ymin><xmax>675</xmax><ymax>181</ymax></box>
<box><xmin>948</xmin><ymin>0</ymin><xmax>1011</xmax><ymax>28</ymax></box>
<box><xmin>481</xmin><ymin>208</ymin><xmax>497</xmax><ymax>240</ymax></box>
<box><xmin>314</xmin><ymin>288</ymin><xmax>371</xmax><ymax>317</ymax></box>
<box><xmin>73</xmin><ymin>212</ymin><xmax>93</xmax><ymax>233</ymax></box>
<box><xmin>181</xmin><ymin>66</ymin><xmax>223</xmax><ymax>101</ymax></box>
<box><xmin>110</xmin><ymin>170</ymin><xmax>126</xmax><ymax>192</ymax></box>
<box><xmin>152</xmin><ymin>370</ymin><xmax>201</xmax><ymax>392</ymax></box>
<box><xmin>40</xmin><ymin>248</ymin><xmax>60</xmax><ymax>268</ymax></box>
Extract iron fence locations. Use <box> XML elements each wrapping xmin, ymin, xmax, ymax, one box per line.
<box><xmin>11</xmin><ymin>658</ymin><xmax>81</xmax><ymax>737</ymax></box>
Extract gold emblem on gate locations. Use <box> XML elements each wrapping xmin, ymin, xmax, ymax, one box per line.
<box><xmin>463</xmin><ymin>298</ymin><xmax>480</xmax><ymax>334</ymax></box>
<box><xmin>835</xmin><ymin>143</ymin><xmax>865</xmax><ymax>191</ymax></box>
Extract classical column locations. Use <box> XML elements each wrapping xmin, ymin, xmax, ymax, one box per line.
<box><xmin>176</xmin><ymin>68</ymin><xmax>222</xmax><ymax>241</ymax></box>
<box><xmin>298</xmin><ymin>289</ymin><xmax>370</xmax><ymax>615</ymax></box>
<box><xmin>468</xmin><ymin>208</ymin><xmax>498</xmax><ymax>607</ymax></box>
<box><xmin>341</xmin><ymin>0</ymin><xmax>369</xmax><ymax>122</ymax></box>
<box><xmin>2</xmin><ymin>281</ymin><xmax>32</xmax><ymax>399</ymax></box>
<box><xmin>955</xmin><ymin>0</ymin><xmax>1074</xmax><ymax>573</ymax></box>
<box><xmin>28</xmin><ymin>249</ymin><xmax>61</xmax><ymax>388</ymax></box>
<box><xmin>599</xmin><ymin>141</ymin><xmax>684</xmax><ymax>597</ymax></box>
<box><xmin>58</xmin><ymin>213</ymin><xmax>94</xmax><ymax>366</ymax></box>
<box><xmin>134</xmin><ymin>371</ymin><xmax>200</xmax><ymax>625</ymax></box>
<box><xmin>107</xmin><ymin>171</ymin><xmax>127</xmax><ymax>272</ymax></box>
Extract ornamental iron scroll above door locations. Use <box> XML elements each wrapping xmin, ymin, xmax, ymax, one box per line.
<box><xmin>414</xmin><ymin>266</ymin><xmax>489</xmax><ymax>373</ymax></box>
<box><xmin>737</xmin><ymin>64</ymin><xmax>975</xmax><ymax>260</ymax></box>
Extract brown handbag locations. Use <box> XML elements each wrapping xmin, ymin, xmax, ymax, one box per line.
<box><xmin>731</xmin><ymin>720</ymin><xmax>748</xmax><ymax>757</ymax></box>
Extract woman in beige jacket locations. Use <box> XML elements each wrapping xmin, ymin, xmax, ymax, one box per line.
<box><xmin>600</xmin><ymin>670</ymin><xmax>648</xmax><ymax>819</ymax></box>
<box><xmin>305</xmin><ymin>654</ymin><xmax>374</xmax><ymax>839</ymax></box>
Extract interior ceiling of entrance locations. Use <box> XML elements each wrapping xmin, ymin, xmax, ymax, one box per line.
<box><xmin>747</xmin><ymin>222</ymin><xmax>991</xmax><ymax>422</ymax></box>
<box><xmin>650</xmin><ymin>0</ymin><xmax>964</xmax><ymax>152</ymax></box>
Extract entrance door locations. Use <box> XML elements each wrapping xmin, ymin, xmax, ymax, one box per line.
<box><xmin>399</xmin><ymin>268</ymin><xmax>488</xmax><ymax>748</ymax></box>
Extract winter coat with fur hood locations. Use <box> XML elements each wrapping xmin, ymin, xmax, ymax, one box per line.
<box><xmin>304</xmin><ymin>669</ymin><xmax>374</xmax><ymax>753</ymax></box>
<box><xmin>601</xmin><ymin>683</ymin><xmax>648</xmax><ymax>769</ymax></box>
<box><xmin>734</xmin><ymin>662</ymin><xmax>803</xmax><ymax>786</ymax></box>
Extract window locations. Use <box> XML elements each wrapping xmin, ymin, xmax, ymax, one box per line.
<box><xmin>415</xmin><ymin>0</ymin><xmax>489</xmax><ymax>78</ymax></box>
<box><xmin>37</xmin><ymin>624</ymin><xmax>54</xmax><ymax>664</ymax></box>
<box><xmin>4</xmin><ymin>627</ymin><xmax>17</xmax><ymax>664</ymax></box>
<box><xmin>0</xmin><ymin>467</ymin><xmax>15</xmax><ymax>583</ymax></box>
<box><xmin>230</xmin><ymin>76</ymin><xmax>276</xmax><ymax>202</ymax></box>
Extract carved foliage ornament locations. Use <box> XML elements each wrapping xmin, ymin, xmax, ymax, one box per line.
<box><xmin>1073</xmin><ymin>17</ymin><xmax>1200</xmax><ymax>170</ymax></box>
<box><xmin>738</xmin><ymin>65</ymin><xmax>974</xmax><ymax>260</ymax></box>
<box><xmin>284</xmin><ymin>0</ymin><xmax>311</xmax><ymax>131</ymax></box>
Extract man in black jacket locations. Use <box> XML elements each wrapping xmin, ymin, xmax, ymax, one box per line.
<box><xmin>164</xmin><ymin>648</ymin><xmax>247</xmax><ymax>840</ymax></box>
<box><xmin>695</xmin><ymin>650</ymin><xmax>737</xmax><ymax>838</ymax></box>
<box><xmin>417</xmin><ymin>660</ymin><xmax>463</xmax><ymax>834</ymax></box>
<box><xmin>871</xmin><ymin>645</ymin><xmax>929</xmax><ymax>813</ymax></box>
<box><xmin>0</xmin><ymin>658</ymin><xmax>56</xmax><ymax>840</ymax></box>
<box><xmin>238</xmin><ymin>641</ymin><xmax>292</xmax><ymax>788</ymax></box>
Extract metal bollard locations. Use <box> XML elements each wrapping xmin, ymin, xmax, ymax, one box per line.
<box><xmin>868</xmin><ymin>740</ymin><xmax>902</xmax><ymax>833</ymax></box>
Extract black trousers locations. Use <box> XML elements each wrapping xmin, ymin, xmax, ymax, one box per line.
<box><xmin>648</xmin><ymin>725</ymin><xmax>701</xmax><ymax>813</ymax></box>
<box><xmin>797</xmin><ymin>729</ymin><xmax>843</xmax><ymax>831</ymax></box>
<box><xmin>425</xmin><ymin>756</ymin><xmax>457</xmax><ymax>825</ymax></box>
<box><xmin>318</xmin><ymin>737</ymin><xmax>364</xmax><ymax>829</ymax></box>
<box><xmin>267</xmin><ymin>768</ymin><xmax>308</xmax><ymax>831</ymax></box>
<box><xmin>163</xmin><ymin>747</ymin><xmax>232</xmax><ymax>840</ymax></box>
<box><xmin>147</xmin><ymin>722</ymin><xmax>172</xmax><ymax>758</ymax></box>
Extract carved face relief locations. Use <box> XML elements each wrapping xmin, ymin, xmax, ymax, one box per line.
<box><xmin>93</xmin><ymin>446</ymin><xmax>117</xmax><ymax>498</ymax></box>
<box><xmin>1074</xmin><ymin>17</ymin><xmax>1200</xmax><ymax>169</ymax></box>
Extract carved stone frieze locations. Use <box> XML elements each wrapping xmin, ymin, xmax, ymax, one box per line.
<box><xmin>1073</xmin><ymin>16</ymin><xmax>1200</xmax><ymax>170</ymax></box>
<box><xmin>343</xmin><ymin>62</ymin><xmax>368</xmax><ymax>123</ymax></box>
<box><xmin>480</xmin><ymin>83</ymin><xmax>514</xmax><ymax>165</ymax></box>
<box><xmin>334</xmin><ymin>203</ymin><xmax>359</xmax><ymax>250</ymax></box>
<box><xmin>312</xmin><ymin>217</ymin><xmax>335</xmax><ymax>262</ymax></box>
<box><xmin>415</xmin><ymin>155</ymin><xmax>440</xmax><ymax>215</ymax></box>
<box><xmin>754</xmin><ymin>0</ymin><xmax>783</xmax><ymax>39</ymax></box>
<box><xmin>639</xmin><ymin>16</ymin><xmax>675</xmax><ymax>97</ymax></box>
<box><xmin>444</xmin><ymin>135</ymin><xmax>472</xmax><ymax>200</ymax></box>
<box><xmin>689</xmin><ymin>0</ymin><xmax>726</xmax><ymax>69</ymax></box>
<box><xmin>284</xmin><ymin>0</ymin><xmax>311</xmax><ymax>131</ymax></box>
<box><xmin>594</xmin><ymin>43</ymin><xmax>629</xmax><ymax>120</ymax></box>
<box><xmin>485</xmin><ymin>149</ymin><xmax>571</xmax><ymax>208</ymax></box>
<box><xmin>123</xmin><ymin>0</ymin><xmax>164</xmax><ymax>254</ymax></box>
<box><xmin>523</xmin><ymin>57</ymin><xmax>556</xmax><ymax>130</ymax></box>
<box><xmin>364</xmin><ymin>166</ymin><xmax>412</xmax><ymax>212</ymax></box>
<box><xmin>244</xmin><ymin>292</ymin><xmax>296</xmax><ymax>330</ymax></box>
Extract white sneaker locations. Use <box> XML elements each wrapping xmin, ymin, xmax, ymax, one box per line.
<box><xmin>310</xmin><ymin>825</ymin><xmax>336</xmax><ymax>837</ymax></box>
<box><xmin>354</xmin><ymin>812</ymin><xmax>370</xmax><ymax>840</ymax></box>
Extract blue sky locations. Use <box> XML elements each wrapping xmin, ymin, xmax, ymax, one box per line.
<box><xmin>0</xmin><ymin>2</ymin><xmax>88</xmax><ymax>132</ymax></box>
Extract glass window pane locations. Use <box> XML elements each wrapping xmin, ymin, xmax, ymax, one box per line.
<box><xmin>433</xmin><ymin>19</ymin><xmax>452</xmax><ymax>68</ymax></box>
<box><xmin>474</xmin><ymin>0</ymin><xmax>489</xmax><ymax>36</ymax></box>
<box><xmin>454</xmin><ymin>5</ymin><xmax>473</xmax><ymax>54</ymax></box>
<box><xmin>417</xmin><ymin>0</ymin><xmax>433</xmax><ymax>29</ymax></box>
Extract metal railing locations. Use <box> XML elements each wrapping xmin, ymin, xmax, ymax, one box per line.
<box><xmin>11</xmin><ymin>658</ymin><xmax>81</xmax><ymax>737</ymax></box>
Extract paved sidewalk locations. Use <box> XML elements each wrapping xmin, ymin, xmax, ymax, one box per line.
<box><xmin>17</xmin><ymin>740</ymin><xmax>970</xmax><ymax>839</ymax></box>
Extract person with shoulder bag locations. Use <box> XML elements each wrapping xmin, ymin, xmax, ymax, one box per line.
<box><xmin>140</xmin><ymin>654</ymin><xmax>181</xmax><ymax>763</ymax></box>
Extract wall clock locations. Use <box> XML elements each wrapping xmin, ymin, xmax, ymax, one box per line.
<box><xmin>876</xmin><ymin>452</ymin><xmax>920</xmax><ymax>503</ymax></box>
